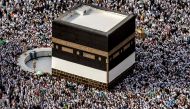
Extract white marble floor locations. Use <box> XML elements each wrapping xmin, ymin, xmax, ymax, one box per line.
<box><xmin>26</xmin><ymin>57</ymin><xmax>52</xmax><ymax>73</ymax></box>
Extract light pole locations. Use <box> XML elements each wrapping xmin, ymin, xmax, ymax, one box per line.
<box><xmin>33</xmin><ymin>60</ymin><xmax>36</xmax><ymax>74</ymax></box>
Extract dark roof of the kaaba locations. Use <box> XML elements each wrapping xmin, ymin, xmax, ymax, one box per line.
<box><xmin>53</xmin><ymin>4</ymin><xmax>136</xmax><ymax>37</ymax></box>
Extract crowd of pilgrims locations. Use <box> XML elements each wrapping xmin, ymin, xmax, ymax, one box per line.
<box><xmin>0</xmin><ymin>0</ymin><xmax>190</xmax><ymax>108</ymax></box>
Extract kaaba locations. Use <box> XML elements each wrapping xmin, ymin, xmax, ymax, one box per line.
<box><xmin>52</xmin><ymin>4</ymin><xmax>136</xmax><ymax>90</ymax></box>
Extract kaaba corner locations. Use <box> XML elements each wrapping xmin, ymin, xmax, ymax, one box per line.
<box><xmin>52</xmin><ymin>4</ymin><xmax>136</xmax><ymax>90</ymax></box>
